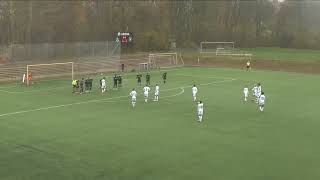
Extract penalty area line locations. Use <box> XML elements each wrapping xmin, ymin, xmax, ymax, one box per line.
<box><xmin>0</xmin><ymin>79</ymin><xmax>236</xmax><ymax>118</ymax></box>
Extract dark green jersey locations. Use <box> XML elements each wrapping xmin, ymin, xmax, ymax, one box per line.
<box><xmin>162</xmin><ymin>73</ymin><xmax>167</xmax><ymax>79</ymax></box>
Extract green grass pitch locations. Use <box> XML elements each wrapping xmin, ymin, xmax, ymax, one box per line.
<box><xmin>0</xmin><ymin>67</ymin><xmax>319</xmax><ymax>180</ymax></box>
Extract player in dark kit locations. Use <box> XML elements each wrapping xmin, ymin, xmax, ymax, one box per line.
<box><xmin>118</xmin><ymin>75</ymin><xmax>122</xmax><ymax>87</ymax></box>
<box><xmin>113</xmin><ymin>74</ymin><xmax>118</xmax><ymax>89</ymax></box>
<box><xmin>136</xmin><ymin>74</ymin><xmax>142</xmax><ymax>86</ymax></box>
<box><xmin>80</xmin><ymin>78</ymin><xmax>84</xmax><ymax>94</ymax></box>
<box><xmin>85</xmin><ymin>78</ymin><xmax>89</xmax><ymax>92</ymax></box>
<box><xmin>162</xmin><ymin>72</ymin><xmax>167</xmax><ymax>84</ymax></box>
<box><xmin>87</xmin><ymin>78</ymin><xmax>93</xmax><ymax>92</ymax></box>
<box><xmin>146</xmin><ymin>73</ymin><xmax>151</xmax><ymax>85</ymax></box>
<box><xmin>76</xmin><ymin>80</ymin><xmax>80</xmax><ymax>93</ymax></box>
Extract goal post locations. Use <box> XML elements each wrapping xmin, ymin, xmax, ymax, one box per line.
<box><xmin>148</xmin><ymin>52</ymin><xmax>182</xmax><ymax>69</ymax></box>
<box><xmin>200</xmin><ymin>42</ymin><xmax>235</xmax><ymax>54</ymax></box>
<box><xmin>26</xmin><ymin>62</ymin><xmax>74</xmax><ymax>85</ymax></box>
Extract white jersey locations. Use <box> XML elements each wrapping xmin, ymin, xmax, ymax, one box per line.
<box><xmin>257</xmin><ymin>85</ymin><xmax>262</xmax><ymax>95</ymax></box>
<box><xmin>243</xmin><ymin>87</ymin><xmax>249</xmax><ymax>95</ymax></box>
<box><xmin>197</xmin><ymin>103</ymin><xmax>204</xmax><ymax>115</ymax></box>
<box><xmin>192</xmin><ymin>86</ymin><xmax>198</xmax><ymax>95</ymax></box>
<box><xmin>101</xmin><ymin>79</ymin><xmax>106</xmax><ymax>87</ymax></box>
<box><xmin>155</xmin><ymin>85</ymin><xmax>159</xmax><ymax>95</ymax></box>
<box><xmin>143</xmin><ymin>86</ymin><xmax>150</xmax><ymax>94</ymax></box>
<box><xmin>130</xmin><ymin>90</ymin><xmax>137</xmax><ymax>101</ymax></box>
<box><xmin>259</xmin><ymin>94</ymin><xmax>266</xmax><ymax>105</ymax></box>
<box><xmin>252</xmin><ymin>86</ymin><xmax>258</xmax><ymax>96</ymax></box>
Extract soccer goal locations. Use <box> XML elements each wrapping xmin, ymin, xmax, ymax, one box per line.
<box><xmin>148</xmin><ymin>52</ymin><xmax>182</xmax><ymax>69</ymax></box>
<box><xmin>200</xmin><ymin>42</ymin><xmax>235</xmax><ymax>55</ymax></box>
<box><xmin>26</xmin><ymin>62</ymin><xmax>74</xmax><ymax>85</ymax></box>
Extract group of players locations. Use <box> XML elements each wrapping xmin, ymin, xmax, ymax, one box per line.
<box><xmin>130</xmin><ymin>72</ymin><xmax>204</xmax><ymax>123</ymax></box>
<box><xmin>99</xmin><ymin>74</ymin><xmax>123</xmax><ymax>93</ymax></box>
<box><xmin>73</xmin><ymin>69</ymin><xmax>265</xmax><ymax>122</ymax></box>
<box><xmin>243</xmin><ymin>83</ymin><xmax>266</xmax><ymax>112</ymax></box>
<box><xmin>129</xmin><ymin>72</ymin><xmax>166</xmax><ymax>106</ymax></box>
<box><xmin>72</xmin><ymin>78</ymin><xmax>93</xmax><ymax>94</ymax></box>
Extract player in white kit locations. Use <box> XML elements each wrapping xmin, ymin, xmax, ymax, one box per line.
<box><xmin>143</xmin><ymin>85</ymin><xmax>151</xmax><ymax>102</ymax></box>
<box><xmin>130</xmin><ymin>88</ymin><xmax>137</xmax><ymax>107</ymax></box>
<box><xmin>257</xmin><ymin>83</ymin><xmax>262</xmax><ymax>97</ymax></box>
<box><xmin>197</xmin><ymin>101</ymin><xmax>204</xmax><ymax>122</ymax></box>
<box><xmin>101</xmin><ymin>77</ymin><xmax>106</xmax><ymax>93</ymax></box>
<box><xmin>154</xmin><ymin>84</ymin><xmax>160</xmax><ymax>102</ymax></box>
<box><xmin>252</xmin><ymin>84</ymin><xmax>258</xmax><ymax>102</ymax></box>
<box><xmin>192</xmin><ymin>84</ymin><xmax>198</xmax><ymax>101</ymax></box>
<box><xmin>243</xmin><ymin>86</ymin><xmax>249</xmax><ymax>101</ymax></box>
<box><xmin>258</xmin><ymin>92</ymin><xmax>266</xmax><ymax>112</ymax></box>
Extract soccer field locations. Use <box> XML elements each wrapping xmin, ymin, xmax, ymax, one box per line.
<box><xmin>0</xmin><ymin>67</ymin><xmax>319</xmax><ymax>180</ymax></box>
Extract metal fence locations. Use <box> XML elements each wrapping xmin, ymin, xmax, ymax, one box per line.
<box><xmin>0</xmin><ymin>41</ymin><xmax>121</xmax><ymax>82</ymax></box>
<box><xmin>0</xmin><ymin>41</ymin><xmax>120</xmax><ymax>62</ymax></box>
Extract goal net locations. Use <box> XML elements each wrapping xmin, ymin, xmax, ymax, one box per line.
<box><xmin>26</xmin><ymin>62</ymin><xmax>74</xmax><ymax>85</ymax></box>
<box><xmin>200</xmin><ymin>42</ymin><xmax>235</xmax><ymax>55</ymax></box>
<box><xmin>148</xmin><ymin>52</ymin><xmax>182</xmax><ymax>70</ymax></box>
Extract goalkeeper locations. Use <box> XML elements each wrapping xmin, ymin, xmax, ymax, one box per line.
<box><xmin>72</xmin><ymin>79</ymin><xmax>77</xmax><ymax>93</ymax></box>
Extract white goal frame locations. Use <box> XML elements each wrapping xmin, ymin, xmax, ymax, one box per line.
<box><xmin>200</xmin><ymin>42</ymin><xmax>235</xmax><ymax>54</ymax></box>
<box><xmin>148</xmin><ymin>52</ymin><xmax>179</xmax><ymax>69</ymax></box>
<box><xmin>26</xmin><ymin>62</ymin><xmax>74</xmax><ymax>85</ymax></box>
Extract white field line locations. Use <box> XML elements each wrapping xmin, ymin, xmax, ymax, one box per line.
<box><xmin>0</xmin><ymin>85</ymin><xmax>19</xmax><ymax>89</ymax></box>
<box><xmin>0</xmin><ymin>79</ymin><xmax>236</xmax><ymax>117</ymax></box>
<box><xmin>0</xmin><ymin>86</ymin><xmax>69</xmax><ymax>94</ymax></box>
<box><xmin>176</xmin><ymin>74</ymin><xmax>236</xmax><ymax>80</ymax></box>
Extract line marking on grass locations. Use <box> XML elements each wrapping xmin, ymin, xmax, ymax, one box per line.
<box><xmin>0</xmin><ymin>79</ymin><xmax>236</xmax><ymax>117</ymax></box>
<box><xmin>176</xmin><ymin>74</ymin><xmax>236</xmax><ymax>80</ymax></box>
<box><xmin>0</xmin><ymin>86</ymin><xmax>70</xmax><ymax>94</ymax></box>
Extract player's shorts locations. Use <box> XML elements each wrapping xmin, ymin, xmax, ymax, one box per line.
<box><xmin>198</xmin><ymin>109</ymin><xmax>203</xmax><ymax>116</ymax></box>
<box><xmin>101</xmin><ymin>84</ymin><xmax>106</xmax><ymax>89</ymax></box>
<box><xmin>258</xmin><ymin>101</ymin><xmax>265</xmax><ymax>106</ymax></box>
<box><xmin>144</xmin><ymin>92</ymin><xmax>149</xmax><ymax>98</ymax></box>
<box><xmin>132</xmin><ymin>97</ymin><xmax>136</xmax><ymax>102</ymax></box>
<box><xmin>155</xmin><ymin>91</ymin><xmax>159</xmax><ymax>96</ymax></box>
<box><xmin>192</xmin><ymin>92</ymin><xmax>197</xmax><ymax>97</ymax></box>
<box><xmin>244</xmin><ymin>92</ymin><xmax>248</xmax><ymax>97</ymax></box>
<box><xmin>257</xmin><ymin>92</ymin><xmax>261</xmax><ymax>97</ymax></box>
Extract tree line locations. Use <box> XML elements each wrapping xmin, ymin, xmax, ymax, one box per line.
<box><xmin>0</xmin><ymin>0</ymin><xmax>319</xmax><ymax>51</ymax></box>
